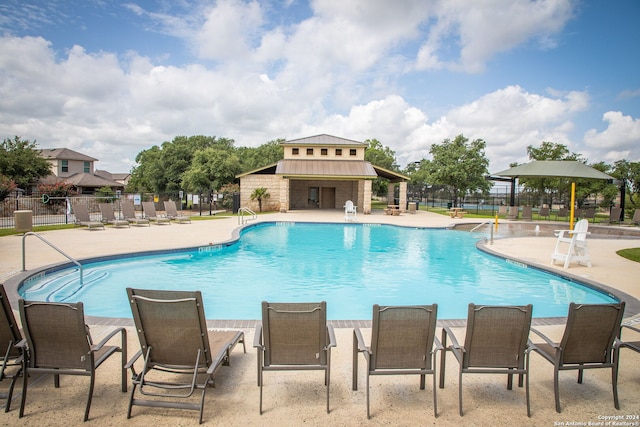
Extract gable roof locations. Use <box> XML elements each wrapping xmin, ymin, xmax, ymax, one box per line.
<box><xmin>280</xmin><ymin>134</ymin><xmax>367</xmax><ymax>147</ymax></box>
<box><xmin>40</xmin><ymin>148</ymin><xmax>97</xmax><ymax>162</ymax></box>
<box><xmin>276</xmin><ymin>160</ymin><xmax>377</xmax><ymax>179</ymax></box>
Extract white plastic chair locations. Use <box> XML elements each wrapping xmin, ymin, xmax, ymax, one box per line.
<box><xmin>551</xmin><ymin>219</ymin><xmax>591</xmax><ymax>268</ymax></box>
<box><xmin>344</xmin><ymin>200</ymin><xmax>357</xmax><ymax>222</ymax></box>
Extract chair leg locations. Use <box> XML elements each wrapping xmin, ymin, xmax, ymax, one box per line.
<box><xmin>326</xmin><ymin>363</ymin><xmax>331</xmax><ymax>414</ymax></box>
<box><xmin>507</xmin><ymin>368</ymin><xmax>513</xmax><ymax>390</ymax></box>
<box><xmin>577</xmin><ymin>365</ymin><xmax>584</xmax><ymax>383</ymax></box>
<box><xmin>366</xmin><ymin>371</ymin><xmax>370</xmax><ymax>419</ymax></box>
<box><xmin>612</xmin><ymin>361</ymin><xmax>620</xmax><ymax>410</ymax></box>
<box><xmin>84</xmin><ymin>372</ymin><xmax>95</xmax><ymax>421</ymax></box>
<box><xmin>127</xmin><ymin>380</ymin><xmax>138</xmax><ymax>419</ymax></box>
<box><xmin>554</xmin><ymin>367</ymin><xmax>561</xmax><ymax>413</ymax></box>
<box><xmin>438</xmin><ymin>329</ymin><xmax>448</xmax><ymax>389</ymax></box>
<box><xmin>419</xmin><ymin>373</ymin><xmax>425</xmax><ymax>390</ymax></box>
<box><xmin>18</xmin><ymin>366</ymin><xmax>28</xmax><ymax>418</ymax></box>
<box><xmin>458</xmin><ymin>369</ymin><xmax>464</xmax><ymax>416</ymax></box>
<box><xmin>259</xmin><ymin>369</ymin><xmax>263</xmax><ymax>415</ymax></box>
<box><xmin>432</xmin><ymin>353</ymin><xmax>438</xmax><ymax>418</ymax></box>
<box><xmin>198</xmin><ymin>387</ymin><xmax>206</xmax><ymax>424</ymax></box>
<box><xmin>525</xmin><ymin>354</ymin><xmax>531</xmax><ymax>417</ymax></box>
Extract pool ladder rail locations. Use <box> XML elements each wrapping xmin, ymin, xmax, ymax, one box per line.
<box><xmin>469</xmin><ymin>221</ymin><xmax>494</xmax><ymax>245</ymax></box>
<box><xmin>22</xmin><ymin>231</ymin><xmax>83</xmax><ymax>285</ymax></box>
<box><xmin>238</xmin><ymin>207</ymin><xmax>257</xmax><ymax>225</ymax></box>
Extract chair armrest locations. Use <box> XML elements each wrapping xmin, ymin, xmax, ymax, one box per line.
<box><xmin>16</xmin><ymin>339</ymin><xmax>27</xmax><ymax>350</ymax></box>
<box><xmin>91</xmin><ymin>326</ymin><xmax>126</xmax><ymax>351</ymax></box>
<box><xmin>353</xmin><ymin>328</ymin><xmax>369</xmax><ymax>353</ymax></box>
<box><xmin>441</xmin><ymin>326</ymin><xmax>462</xmax><ymax>350</ymax></box>
<box><xmin>253</xmin><ymin>325</ymin><xmax>263</xmax><ymax>349</ymax></box>
<box><xmin>433</xmin><ymin>336</ymin><xmax>444</xmax><ymax>352</ymax></box>
<box><xmin>326</xmin><ymin>324</ymin><xmax>337</xmax><ymax>349</ymax></box>
<box><xmin>124</xmin><ymin>350</ymin><xmax>142</xmax><ymax>370</ymax></box>
<box><xmin>530</xmin><ymin>328</ymin><xmax>558</xmax><ymax>348</ymax></box>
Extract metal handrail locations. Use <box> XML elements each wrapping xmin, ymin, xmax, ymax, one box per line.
<box><xmin>237</xmin><ymin>207</ymin><xmax>257</xmax><ymax>225</ymax></box>
<box><xmin>469</xmin><ymin>221</ymin><xmax>494</xmax><ymax>245</ymax></box>
<box><xmin>22</xmin><ymin>232</ymin><xmax>83</xmax><ymax>285</ymax></box>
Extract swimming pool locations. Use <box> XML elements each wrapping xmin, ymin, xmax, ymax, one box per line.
<box><xmin>19</xmin><ymin>222</ymin><xmax>617</xmax><ymax>320</ymax></box>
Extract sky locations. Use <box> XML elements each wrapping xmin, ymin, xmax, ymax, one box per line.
<box><xmin>0</xmin><ymin>0</ymin><xmax>639</xmax><ymax>176</ymax></box>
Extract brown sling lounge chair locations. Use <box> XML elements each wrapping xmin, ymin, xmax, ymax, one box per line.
<box><xmin>352</xmin><ymin>304</ymin><xmax>441</xmax><ymax>418</ymax></box>
<box><xmin>142</xmin><ymin>201</ymin><xmax>171</xmax><ymax>225</ymax></box>
<box><xmin>126</xmin><ymin>288</ymin><xmax>245</xmax><ymax>424</ymax></box>
<box><xmin>164</xmin><ymin>200</ymin><xmax>191</xmax><ymax>223</ymax></box>
<box><xmin>439</xmin><ymin>303</ymin><xmax>533</xmax><ymax>417</ymax></box>
<box><xmin>18</xmin><ymin>300</ymin><xmax>127</xmax><ymax>422</ymax></box>
<box><xmin>0</xmin><ymin>284</ymin><xmax>23</xmax><ymax>412</ymax></box>
<box><xmin>254</xmin><ymin>301</ymin><xmax>336</xmax><ymax>414</ymax></box>
<box><xmin>72</xmin><ymin>203</ymin><xmax>105</xmax><ymax>230</ymax></box>
<box><xmin>121</xmin><ymin>201</ymin><xmax>150</xmax><ymax>226</ymax></box>
<box><xmin>530</xmin><ymin>302</ymin><xmax>625</xmax><ymax>413</ymax></box>
<box><xmin>99</xmin><ymin>203</ymin><xmax>130</xmax><ymax>228</ymax></box>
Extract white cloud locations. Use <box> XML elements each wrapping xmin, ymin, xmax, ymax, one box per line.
<box><xmin>583</xmin><ymin>112</ymin><xmax>640</xmax><ymax>163</ymax></box>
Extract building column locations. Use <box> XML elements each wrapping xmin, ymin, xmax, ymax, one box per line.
<box><xmin>361</xmin><ymin>180</ymin><xmax>372</xmax><ymax>214</ymax></box>
<box><xmin>279</xmin><ymin>178</ymin><xmax>289</xmax><ymax>212</ymax></box>
<box><xmin>387</xmin><ymin>183</ymin><xmax>395</xmax><ymax>205</ymax></box>
<box><xmin>398</xmin><ymin>181</ymin><xmax>407</xmax><ymax>211</ymax></box>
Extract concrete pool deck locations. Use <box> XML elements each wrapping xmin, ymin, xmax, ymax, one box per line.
<box><xmin>1</xmin><ymin>209</ymin><xmax>640</xmax><ymax>425</ymax></box>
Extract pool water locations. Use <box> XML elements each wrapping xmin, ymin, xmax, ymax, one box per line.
<box><xmin>20</xmin><ymin>222</ymin><xmax>617</xmax><ymax>320</ymax></box>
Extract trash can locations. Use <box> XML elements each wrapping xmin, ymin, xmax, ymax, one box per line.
<box><xmin>15</xmin><ymin>210</ymin><xmax>33</xmax><ymax>233</ymax></box>
<box><xmin>447</xmin><ymin>202</ymin><xmax>452</xmax><ymax>209</ymax></box>
<box><xmin>408</xmin><ymin>202</ymin><xmax>417</xmax><ymax>214</ymax></box>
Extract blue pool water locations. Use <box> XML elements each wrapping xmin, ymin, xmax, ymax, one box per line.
<box><xmin>19</xmin><ymin>222</ymin><xmax>617</xmax><ymax>320</ymax></box>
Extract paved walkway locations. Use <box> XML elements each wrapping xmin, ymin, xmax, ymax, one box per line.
<box><xmin>1</xmin><ymin>209</ymin><xmax>639</xmax><ymax>426</ymax></box>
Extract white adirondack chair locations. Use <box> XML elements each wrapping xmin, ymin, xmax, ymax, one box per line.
<box><xmin>551</xmin><ymin>219</ymin><xmax>591</xmax><ymax>268</ymax></box>
<box><xmin>344</xmin><ymin>200</ymin><xmax>357</xmax><ymax>222</ymax></box>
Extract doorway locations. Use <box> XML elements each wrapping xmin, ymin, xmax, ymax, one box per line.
<box><xmin>320</xmin><ymin>187</ymin><xmax>336</xmax><ymax>209</ymax></box>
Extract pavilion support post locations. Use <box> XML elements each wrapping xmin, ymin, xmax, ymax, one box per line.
<box><xmin>570</xmin><ymin>182</ymin><xmax>576</xmax><ymax>230</ymax></box>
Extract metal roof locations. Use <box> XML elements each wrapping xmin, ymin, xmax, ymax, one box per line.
<box><xmin>280</xmin><ymin>134</ymin><xmax>367</xmax><ymax>146</ymax></box>
<box><xmin>276</xmin><ymin>160</ymin><xmax>377</xmax><ymax>178</ymax></box>
<box><xmin>493</xmin><ymin>161</ymin><xmax>614</xmax><ymax>180</ymax></box>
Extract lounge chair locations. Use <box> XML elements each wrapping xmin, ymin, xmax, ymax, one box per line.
<box><xmin>439</xmin><ymin>303</ymin><xmax>533</xmax><ymax>417</ymax></box>
<box><xmin>556</xmin><ymin>207</ymin><xmax>569</xmax><ymax>221</ymax></box>
<box><xmin>551</xmin><ymin>218</ymin><xmax>591</xmax><ymax>268</ymax></box>
<box><xmin>254</xmin><ymin>301</ymin><xmax>336</xmax><ymax>414</ymax></box>
<box><xmin>164</xmin><ymin>200</ymin><xmax>191</xmax><ymax>223</ymax></box>
<box><xmin>17</xmin><ymin>299</ymin><xmax>127</xmax><ymax>422</ymax></box>
<box><xmin>539</xmin><ymin>206</ymin><xmax>550</xmax><ymax>220</ymax></box>
<box><xmin>99</xmin><ymin>203</ymin><xmax>130</xmax><ymax>228</ymax></box>
<box><xmin>142</xmin><ymin>201</ymin><xmax>171</xmax><ymax>225</ymax></box>
<box><xmin>344</xmin><ymin>200</ymin><xmax>357</xmax><ymax>222</ymax></box>
<box><xmin>583</xmin><ymin>207</ymin><xmax>596</xmax><ymax>222</ymax></box>
<box><xmin>521</xmin><ymin>206</ymin><xmax>533</xmax><ymax>220</ymax></box>
<box><xmin>0</xmin><ymin>284</ymin><xmax>23</xmax><ymax>412</ymax></box>
<box><xmin>530</xmin><ymin>302</ymin><xmax>625</xmax><ymax>413</ymax></box>
<box><xmin>125</xmin><ymin>288</ymin><xmax>245</xmax><ymax>424</ymax></box>
<box><xmin>607</xmin><ymin>207</ymin><xmax>623</xmax><ymax>224</ymax></box>
<box><xmin>498</xmin><ymin>205</ymin><xmax>507</xmax><ymax>218</ymax></box>
<box><xmin>617</xmin><ymin>320</ymin><xmax>640</xmax><ymax>366</ymax></box>
<box><xmin>121</xmin><ymin>201</ymin><xmax>150</xmax><ymax>226</ymax></box>
<box><xmin>629</xmin><ymin>208</ymin><xmax>640</xmax><ymax>226</ymax></box>
<box><xmin>508</xmin><ymin>205</ymin><xmax>518</xmax><ymax>220</ymax></box>
<box><xmin>353</xmin><ymin>304</ymin><xmax>441</xmax><ymax>418</ymax></box>
<box><xmin>72</xmin><ymin>203</ymin><xmax>104</xmax><ymax>230</ymax></box>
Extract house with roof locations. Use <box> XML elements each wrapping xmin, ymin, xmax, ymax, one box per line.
<box><xmin>237</xmin><ymin>134</ymin><xmax>409</xmax><ymax>214</ymax></box>
<box><xmin>38</xmin><ymin>148</ymin><xmax>125</xmax><ymax>194</ymax></box>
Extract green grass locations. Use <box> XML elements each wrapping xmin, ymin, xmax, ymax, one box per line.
<box><xmin>617</xmin><ymin>248</ymin><xmax>640</xmax><ymax>263</ymax></box>
<box><xmin>0</xmin><ymin>224</ymin><xmax>75</xmax><ymax>237</ymax></box>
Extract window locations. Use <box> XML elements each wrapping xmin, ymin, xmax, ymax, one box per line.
<box><xmin>335</xmin><ymin>149</ymin><xmax>342</xmax><ymax>156</ymax></box>
<box><xmin>321</xmin><ymin>148</ymin><xmax>328</xmax><ymax>156</ymax></box>
<box><xmin>349</xmin><ymin>149</ymin><xmax>357</xmax><ymax>156</ymax></box>
<box><xmin>61</xmin><ymin>160</ymin><xmax>68</xmax><ymax>173</ymax></box>
<box><xmin>84</xmin><ymin>161</ymin><xmax>90</xmax><ymax>173</ymax></box>
<box><xmin>307</xmin><ymin>148</ymin><xmax>314</xmax><ymax>155</ymax></box>
<box><xmin>292</xmin><ymin>148</ymin><xmax>299</xmax><ymax>155</ymax></box>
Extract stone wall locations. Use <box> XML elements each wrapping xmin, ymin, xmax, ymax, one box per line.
<box><xmin>239</xmin><ymin>175</ymin><xmax>282</xmax><ymax>212</ymax></box>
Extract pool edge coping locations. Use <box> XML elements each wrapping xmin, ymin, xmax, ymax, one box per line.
<box><xmin>5</xmin><ymin>220</ymin><xmax>639</xmax><ymax>327</ymax></box>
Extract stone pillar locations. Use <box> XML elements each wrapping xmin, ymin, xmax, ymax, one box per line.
<box><xmin>361</xmin><ymin>180</ymin><xmax>372</xmax><ymax>214</ymax></box>
<box><xmin>399</xmin><ymin>181</ymin><xmax>407</xmax><ymax>211</ymax></box>
<box><xmin>279</xmin><ymin>178</ymin><xmax>289</xmax><ymax>212</ymax></box>
<box><xmin>387</xmin><ymin>183</ymin><xmax>395</xmax><ymax>205</ymax></box>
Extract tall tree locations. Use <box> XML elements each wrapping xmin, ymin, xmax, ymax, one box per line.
<box><xmin>426</xmin><ymin>134</ymin><xmax>490</xmax><ymax>207</ymax></box>
<box><xmin>181</xmin><ymin>147</ymin><xmax>241</xmax><ymax>193</ymax></box>
<box><xmin>612</xmin><ymin>160</ymin><xmax>640</xmax><ymax>209</ymax></box>
<box><xmin>0</xmin><ymin>136</ymin><xmax>52</xmax><ymax>189</ymax></box>
<box><xmin>237</xmin><ymin>139</ymin><xmax>284</xmax><ymax>172</ymax></box>
<box><xmin>364</xmin><ymin>138</ymin><xmax>398</xmax><ymax>197</ymax></box>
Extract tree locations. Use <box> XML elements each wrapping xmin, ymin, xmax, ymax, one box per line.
<box><xmin>364</xmin><ymin>138</ymin><xmax>398</xmax><ymax>197</ymax></box>
<box><xmin>612</xmin><ymin>160</ymin><xmax>640</xmax><ymax>211</ymax></box>
<box><xmin>425</xmin><ymin>134</ymin><xmax>490</xmax><ymax>207</ymax></box>
<box><xmin>250</xmin><ymin>187</ymin><xmax>270</xmax><ymax>212</ymax></box>
<box><xmin>518</xmin><ymin>141</ymin><xmax>583</xmax><ymax>206</ymax></box>
<box><xmin>0</xmin><ymin>136</ymin><xmax>52</xmax><ymax>189</ymax></box>
<box><xmin>181</xmin><ymin>147</ymin><xmax>241</xmax><ymax>193</ymax></box>
<box><xmin>0</xmin><ymin>174</ymin><xmax>17</xmax><ymax>202</ymax></box>
<box><xmin>237</xmin><ymin>139</ymin><xmax>284</xmax><ymax>172</ymax></box>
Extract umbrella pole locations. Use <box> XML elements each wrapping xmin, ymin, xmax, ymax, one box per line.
<box><xmin>569</xmin><ymin>182</ymin><xmax>576</xmax><ymax>230</ymax></box>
